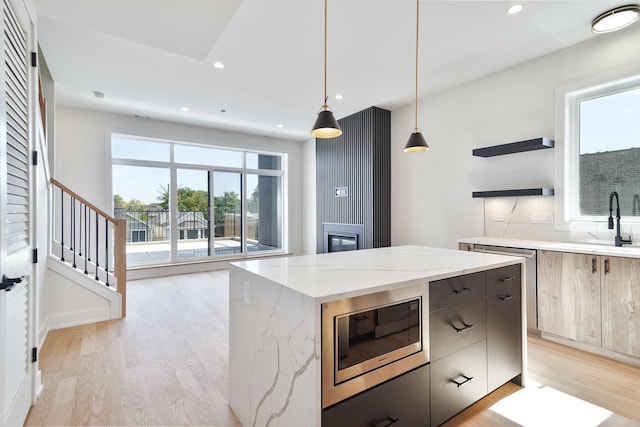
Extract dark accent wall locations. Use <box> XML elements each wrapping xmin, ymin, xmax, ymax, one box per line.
<box><xmin>316</xmin><ymin>106</ymin><xmax>391</xmax><ymax>253</ymax></box>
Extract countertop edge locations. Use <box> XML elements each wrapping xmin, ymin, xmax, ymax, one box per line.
<box><xmin>230</xmin><ymin>245</ymin><xmax>524</xmax><ymax>302</ymax></box>
<box><xmin>458</xmin><ymin>237</ymin><xmax>640</xmax><ymax>258</ymax></box>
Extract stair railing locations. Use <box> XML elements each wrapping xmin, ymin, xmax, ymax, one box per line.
<box><xmin>50</xmin><ymin>178</ymin><xmax>127</xmax><ymax>317</ymax></box>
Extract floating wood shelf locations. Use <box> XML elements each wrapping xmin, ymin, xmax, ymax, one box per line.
<box><xmin>472</xmin><ymin>188</ymin><xmax>555</xmax><ymax>198</ymax></box>
<box><xmin>472</xmin><ymin>137</ymin><xmax>554</xmax><ymax>157</ymax></box>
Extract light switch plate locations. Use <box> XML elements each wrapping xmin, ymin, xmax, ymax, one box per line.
<box><xmin>492</xmin><ymin>213</ymin><xmax>504</xmax><ymax>222</ymax></box>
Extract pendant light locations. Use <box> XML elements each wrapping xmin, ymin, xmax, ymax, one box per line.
<box><xmin>311</xmin><ymin>0</ymin><xmax>342</xmax><ymax>139</ymax></box>
<box><xmin>403</xmin><ymin>0</ymin><xmax>429</xmax><ymax>153</ymax></box>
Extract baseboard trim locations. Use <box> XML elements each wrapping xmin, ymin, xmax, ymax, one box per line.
<box><xmin>46</xmin><ymin>307</ymin><xmax>112</xmax><ymax>331</ymax></box>
<box><xmin>540</xmin><ymin>332</ymin><xmax>640</xmax><ymax>368</ymax></box>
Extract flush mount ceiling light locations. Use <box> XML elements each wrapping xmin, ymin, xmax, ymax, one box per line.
<box><xmin>213</xmin><ymin>61</ymin><xmax>225</xmax><ymax>69</ymax></box>
<box><xmin>592</xmin><ymin>4</ymin><xmax>640</xmax><ymax>33</ymax></box>
<box><xmin>311</xmin><ymin>0</ymin><xmax>342</xmax><ymax>139</ymax></box>
<box><xmin>403</xmin><ymin>0</ymin><xmax>429</xmax><ymax>153</ymax></box>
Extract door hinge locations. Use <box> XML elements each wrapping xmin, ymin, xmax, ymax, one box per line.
<box><xmin>32</xmin><ymin>150</ymin><xmax>38</xmax><ymax>165</ymax></box>
<box><xmin>31</xmin><ymin>52</ymin><xmax>37</xmax><ymax>68</ymax></box>
<box><xmin>33</xmin><ymin>248</ymin><xmax>38</xmax><ymax>263</ymax></box>
<box><xmin>32</xmin><ymin>347</ymin><xmax>37</xmax><ymax>363</ymax></box>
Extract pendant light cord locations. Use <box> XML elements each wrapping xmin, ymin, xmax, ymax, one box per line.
<box><xmin>414</xmin><ymin>0</ymin><xmax>419</xmax><ymax>131</ymax></box>
<box><xmin>323</xmin><ymin>0</ymin><xmax>328</xmax><ymax>108</ymax></box>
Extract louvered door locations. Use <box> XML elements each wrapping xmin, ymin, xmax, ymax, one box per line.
<box><xmin>0</xmin><ymin>0</ymin><xmax>33</xmax><ymax>425</ymax></box>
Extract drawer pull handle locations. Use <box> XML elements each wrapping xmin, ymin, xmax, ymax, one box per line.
<box><xmin>452</xmin><ymin>321</ymin><xmax>474</xmax><ymax>333</ymax></box>
<box><xmin>499</xmin><ymin>294</ymin><xmax>515</xmax><ymax>301</ymax></box>
<box><xmin>371</xmin><ymin>416</ymin><xmax>400</xmax><ymax>427</ymax></box>
<box><xmin>451</xmin><ymin>375</ymin><xmax>474</xmax><ymax>388</ymax></box>
<box><xmin>453</xmin><ymin>287</ymin><xmax>472</xmax><ymax>295</ymax></box>
<box><xmin>592</xmin><ymin>258</ymin><xmax>597</xmax><ymax>274</ymax></box>
<box><xmin>499</xmin><ymin>276</ymin><xmax>515</xmax><ymax>283</ymax></box>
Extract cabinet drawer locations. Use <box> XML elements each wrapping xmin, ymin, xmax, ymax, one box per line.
<box><xmin>430</xmin><ymin>272</ymin><xmax>486</xmax><ymax>312</ymax></box>
<box><xmin>431</xmin><ymin>340</ymin><xmax>487</xmax><ymax>427</ymax></box>
<box><xmin>487</xmin><ymin>264</ymin><xmax>521</xmax><ymax>301</ymax></box>
<box><xmin>430</xmin><ymin>299</ymin><xmax>487</xmax><ymax>361</ymax></box>
<box><xmin>322</xmin><ymin>364</ymin><xmax>430</xmax><ymax>427</ymax></box>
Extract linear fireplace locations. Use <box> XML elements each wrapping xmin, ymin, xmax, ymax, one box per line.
<box><xmin>322</xmin><ymin>223</ymin><xmax>364</xmax><ymax>253</ymax></box>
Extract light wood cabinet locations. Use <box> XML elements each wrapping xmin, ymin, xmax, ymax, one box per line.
<box><xmin>539</xmin><ymin>250</ymin><xmax>640</xmax><ymax>359</ymax></box>
<box><xmin>537</xmin><ymin>250</ymin><xmax>601</xmax><ymax>346</ymax></box>
<box><xmin>601</xmin><ymin>256</ymin><xmax>640</xmax><ymax>358</ymax></box>
<box><xmin>458</xmin><ymin>242</ymin><xmax>475</xmax><ymax>252</ymax></box>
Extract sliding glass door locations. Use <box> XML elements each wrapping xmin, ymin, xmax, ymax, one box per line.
<box><xmin>213</xmin><ymin>172</ymin><xmax>242</xmax><ymax>256</ymax></box>
<box><xmin>112</xmin><ymin>164</ymin><xmax>170</xmax><ymax>265</ymax></box>
<box><xmin>176</xmin><ymin>169</ymin><xmax>210</xmax><ymax>260</ymax></box>
<box><xmin>111</xmin><ymin>134</ymin><xmax>286</xmax><ymax>267</ymax></box>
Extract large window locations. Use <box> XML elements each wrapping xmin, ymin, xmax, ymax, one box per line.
<box><xmin>559</xmin><ymin>73</ymin><xmax>640</xmax><ymax>226</ymax></box>
<box><xmin>111</xmin><ymin>135</ymin><xmax>286</xmax><ymax>266</ymax></box>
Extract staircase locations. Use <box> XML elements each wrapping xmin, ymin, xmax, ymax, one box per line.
<box><xmin>50</xmin><ymin>178</ymin><xmax>127</xmax><ymax>317</ymax></box>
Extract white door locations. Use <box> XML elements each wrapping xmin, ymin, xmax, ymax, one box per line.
<box><xmin>0</xmin><ymin>0</ymin><xmax>34</xmax><ymax>425</ymax></box>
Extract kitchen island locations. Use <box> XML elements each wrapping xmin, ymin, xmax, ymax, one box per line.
<box><xmin>228</xmin><ymin>245</ymin><xmax>526</xmax><ymax>426</ymax></box>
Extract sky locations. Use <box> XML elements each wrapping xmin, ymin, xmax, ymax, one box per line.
<box><xmin>580</xmin><ymin>87</ymin><xmax>640</xmax><ymax>154</ymax></box>
<box><xmin>111</xmin><ymin>137</ymin><xmax>270</xmax><ymax>205</ymax></box>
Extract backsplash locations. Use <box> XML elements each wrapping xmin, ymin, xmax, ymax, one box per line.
<box><xmin>483</xmin><ymin>196</ymin><xmax>639</xmax><ymax>244</ymax></box>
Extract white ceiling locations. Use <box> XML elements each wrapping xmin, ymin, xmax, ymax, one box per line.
<box><xmin>35</xmin><ymin>0</ymin><xmax>630</xmax><ymax>141</ymax></box>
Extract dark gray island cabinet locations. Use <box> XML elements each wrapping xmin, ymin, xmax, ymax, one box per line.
<box><xmin>322</xmin><ymin>264</ymin><xmax>523</xmax><ymax>427</ymax></box>
<box><xmin>228</xmin><ymin>246</ymin><xmax>525</xmax><ymax>427</ymax></box>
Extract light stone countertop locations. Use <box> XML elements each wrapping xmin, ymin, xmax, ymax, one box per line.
<box><xmin>231</xmin><ymin>244</ymin><xmax>523</xmax><ymax>302</ymax></box>
<box><xmin>458</xmin><ymin>236</ymin><xmax>640</xmax><ymax>258</ymax></box>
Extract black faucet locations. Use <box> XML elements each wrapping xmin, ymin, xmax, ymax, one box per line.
<box><xmin>608</xmin><ymin>191</ymin><xmax>632</xmax><ymax>247</ymax></box>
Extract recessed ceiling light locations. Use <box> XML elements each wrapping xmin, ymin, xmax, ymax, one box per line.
<box><xmin>277</xmin><ymin>124</ymin><xmax>284</xmax><ymax>128</ymax></box>
<box><xmin>213</xmin><ymin>61</ymin><xmax>225</xmax><ymax>69</ymax></box>
<box><xmin>592</xmin><ymin>5</ymin><xmax>640</xmax><ymax>33</ymax></box>
<box><xmin>507</xmin><ymin>4</ymin><xmax>523</xmax><ymax>15</ymax></box>
<box><xmin>181</xmin><ymin>107</ymin><xmax>189</xmax><ymax>112</ymax></box>
<box><xmin>93</xmin><ymin>90</ymin><xmax>105</xmax><ymax>99</ymax></box>
<box><xmin>335</xmin><ymin>94</ymin><xmax>344</xmax><ymax>100</ymax></box>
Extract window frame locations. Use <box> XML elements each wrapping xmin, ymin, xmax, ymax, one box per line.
<box><xmin>554</xmin><ymin>66</ymin><xmax>640</xmax><ymax>231</ymax></box>
<box><xmin>109</xmin><ymin>132</ymin><xmax>287</xmax><ymax>266</ymax></box>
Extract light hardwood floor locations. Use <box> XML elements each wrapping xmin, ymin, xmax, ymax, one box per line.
<box><xmin>25</xmin><ymin>271</ymin><xmax>640</xmax><ymax>426</ymax></box>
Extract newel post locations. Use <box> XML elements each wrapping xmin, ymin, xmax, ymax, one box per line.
<box><xmin>114</xmin><ymin>218</ymin><xmax>127</xmax><ymax>317</ymax></box>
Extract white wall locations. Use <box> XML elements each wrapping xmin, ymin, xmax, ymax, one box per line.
<box><xmin>390</xmin><ymin>25</ymin><xmax>640</xmax><ymax>247</ymax></box>
<box><xmin>301</xmin><ymin>138</ymin><xmax>316</xmax><ymax>254</ymax></box>
<box><xmin>54</xmin><ymin>106</ymin><xmax>304</xmax><ymax>258</ymax></box>
<box><xmin>45</xmin><ymin>261</ymin><xmax>121</xmax><ymax>329</ymax></box>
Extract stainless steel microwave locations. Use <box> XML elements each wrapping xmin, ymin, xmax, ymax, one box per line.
<box><xmin>321</xmin><ymin>284</ymin><xmax>429</xmax><ymax>408</ymax></box>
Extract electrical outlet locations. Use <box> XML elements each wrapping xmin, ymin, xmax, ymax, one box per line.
<box><xmin>531</xmin><ymin>212</ymin><xmax>553</xmax><ymax>224</ymax></box>
<box><xmin>492</xmin><ymin>213</ymin><xmax>504</xmax><ymax>222</ymax></box>
<box><xmin>244</xmin><ymin>281</ymin><xmax>251</xmax><ymax>305</ymax></box>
